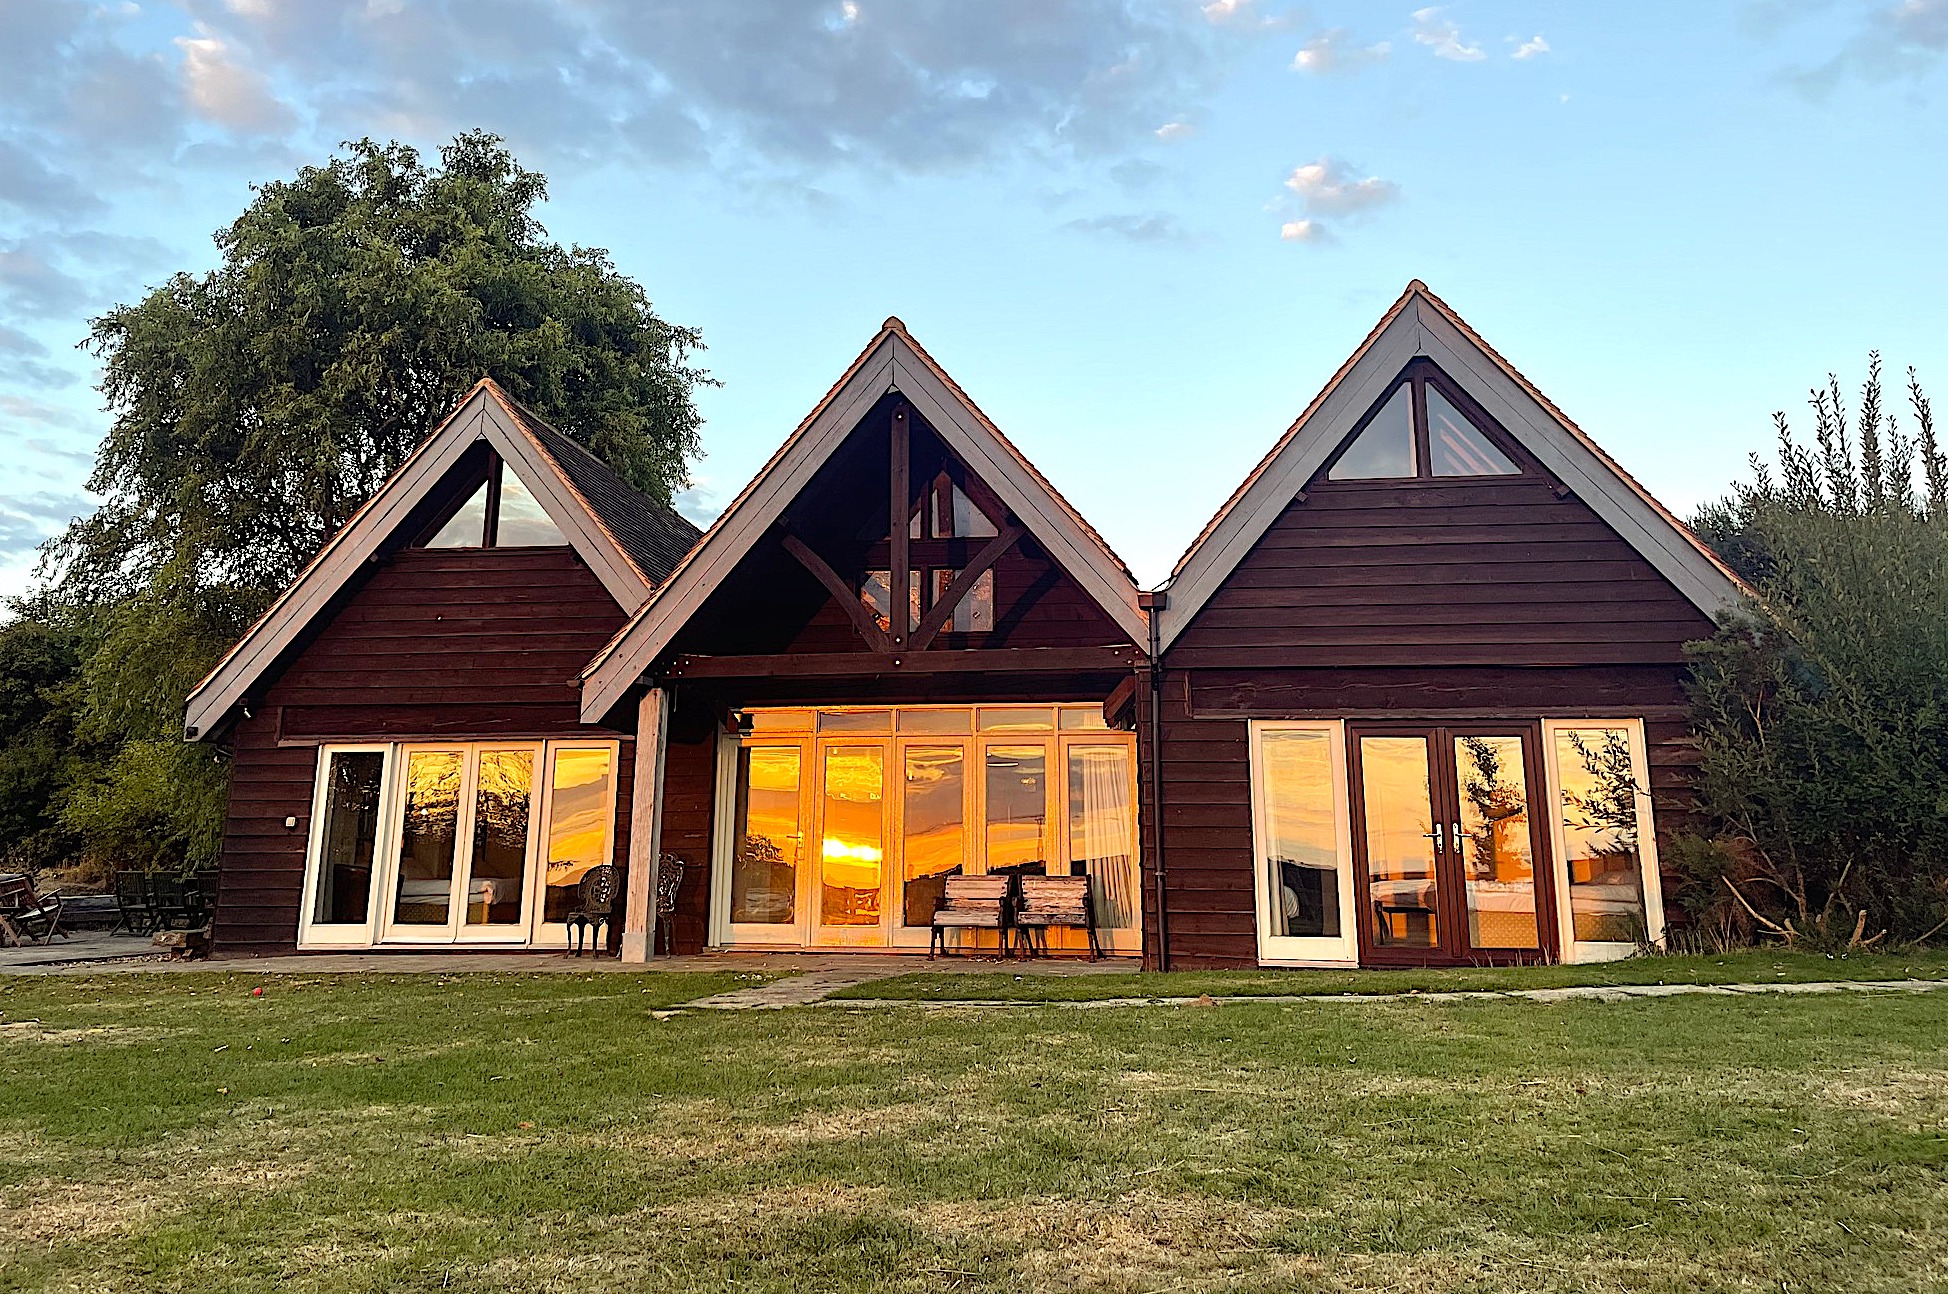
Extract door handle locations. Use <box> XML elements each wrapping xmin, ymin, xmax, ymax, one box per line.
<box><xmin>1451</xmin><ymin>822</ymin><xmax>1464</xmax><ymax>861</ymax></box>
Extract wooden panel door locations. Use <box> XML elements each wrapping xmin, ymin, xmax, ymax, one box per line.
<box><xmin>1350</xmin><ymin>724</ymin><xmax>1556</xmax><ymax>965</ymax></box>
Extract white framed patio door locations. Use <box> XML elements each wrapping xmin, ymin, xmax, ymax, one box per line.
<box><xmin>377</xmin><ymin>743</ymin><xmax>543</xmax><ymax>945</ymax></box>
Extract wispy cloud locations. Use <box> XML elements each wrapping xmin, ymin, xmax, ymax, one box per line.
<box><xmin>1410</xmin><ymin>6</ymin><xmax>1486</xmax><ymax>62</ymax></box>
<box><xmin>1279</xmin><ymin>218</ymin><xmax>1330</xmax><ymax>243</ymax></box>
<box><xmin>1065</xmin><ymin>212</ymin><xmax>1189</xmax><ymax>242</ymax></box>
<box><xmin>1292</xmin><ymin>28</ymin><xmax>1393</xmax><ymax>74</ymax></box>
<box><xmin>1787</xmin><ymin>0</ymin><xmax>1948</xmax><ymax>92</ymax></box>
<box><xmin>1154</xmin><ymin>120</ymin><xmax>1195</xmax><ymax>140</ymax></box>
<box><xmin>1512</xmin><ymin>35</ymin><xmax>1551</xmax><ymax>60</ymax></box>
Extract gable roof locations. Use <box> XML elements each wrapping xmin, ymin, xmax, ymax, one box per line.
<box><xmin>579</xmin><ymin>317</ymin><xmax>1147</xmax><ymax>723</ymax></box>
<box><xmin>184</xmin><ymin>379</ymin><xmax>701</xmax><ymax>741</ymax></box>
<box><xmin>1157</xmin><ymin>280</ymin><xmax>1752</xmax><ymax>652</ymax></box>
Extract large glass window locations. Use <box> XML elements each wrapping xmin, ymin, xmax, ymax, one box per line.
<box><xmin>731</xmin><ymin>747</ymin><xmax>802</xmax><ymax>925</ymax></box>
<box><xmin>984</xmin><ymin>746</ymin><xmax>1047</xmax><ymax>874</ymax></box>
<box><xmin>902</xmin><ymin>747</ymin><xmax>965</xmax><ymax>926</ymax></box>
<box><xmin>466</xmin><ymin>749</ymin><xmax>533</xmax><ymax>927</ymax></box>
<box><xmin>821</xmin><ymin>746</ymin><xmax>885</xmax><ymax>927</ymax></box>
<box><xmin>1328</xmin><ymin>384</ymin><xmax>1416</xmax><ymax>480</ymax></box>
<box><xmin>312</xmin><ymin>751</ymin><xmax>384</xmax><ymax>926</ymax></box>
<box><xmin>1453</xmin><ymin>735</ymin><xmax>1539</xmax><ymax>950</ymax></box>
<box><xmin>391</xmin><ymin>750</ymin><xmax>464</xmax><ymax>927</ymax></box>
<box><xmin>542</xmin><ymin>748</ymin><xmax>615</xmax><ymax>925</ymax></box>
<box><xmin>1257</xmin><ymin>730</ymin><xmax>1342</xmax><ymax>940</ymax></box>
<box><xmin>1067</xmin><ymin>745</ymin><xmax>1135</xmax><ymax>928</ymax></box>
<box><xmin>423</xmin><ymin>457</ymin><xmax>569</xmax><ymax>549</ymax></box>
<box><xmin>1359</xmin><ymin>736</ymin><xmax>1440</xmax><ymax>950</ymax></box>
<box><xmin>1326</xmin><ymin>365</ymin><xmax>1526</xmax><ymax>482</ymax></box>
<box><xmin>1550</xmin><ymin>724</ymin><xmax>1655</xmax><ymax>946</ymax></box>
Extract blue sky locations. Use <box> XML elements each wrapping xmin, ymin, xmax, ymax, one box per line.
<box><xmin>2</xmin><ymin>1</ymin><xmax>1945</xmax><ymax>595</ymax></box>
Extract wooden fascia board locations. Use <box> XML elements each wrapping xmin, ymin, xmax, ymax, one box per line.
<box><xmin>887</xmin><ymin>343</ymin><xmax>1149</xmax><ymax>646</ymax></box>
<box><xmin>577</xmin><ymin>348</ymin><xmax>900</xmax><ymax>721</ymax></box>
<box><xmin>480</xmin><ymin>399</ymin><xmax>652</xmax><ymax>612</ymax></box>
<box><xmin>182</xmin><ymin>396</ymin><xmax>491</xmax><ymax>739</ymax></box>
<box><xmin>1405</xmin><ymin>299</ymin><xmax>1745</xmax><ymax>618</ymax></box>
<box><xmin>1156</xmin><ymin>321</ymin><xmax>1422</xmax><ymax>651</ymax></box>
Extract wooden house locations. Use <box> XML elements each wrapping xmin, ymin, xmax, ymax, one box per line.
<box><xmin>187</xmin><ymin>283</ymin><xmax>1745</xmax><ymax>967</ymax></box>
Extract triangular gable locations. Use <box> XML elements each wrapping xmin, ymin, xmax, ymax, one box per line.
<box><xmin>184</xmin><ymin>379</ymin><xmax>685</xmax><ymax>740</ymax></box>
<box><xmin>1158</xmin><ymin>281</ymin><xmax>1752</xmax><ymax>652</ymax></box>
<box><xmin>580</xmin><ymin>318</ymin><xmax>1147</xmax><ymax>723</ymax></box>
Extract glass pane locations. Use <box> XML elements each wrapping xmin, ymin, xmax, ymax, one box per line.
<box><xmin>984</xmin><ymin>745</ymin><xmax>1047</xmax><ymax>873</ymax></box>
<box><xmin>901</xmin><ymin>747</ymin><xmax>964</xmax><ymax>926</ymax></box>
<box><xmin>313</xmin><ymin>751</ymin><xmax>383</xmax><ymax>925</ymax></box>
<box><xmin>821</xmin><ymin>746</ymin><xmax>885</xmax><ymax>926</ymax></box>
<box><xmin>1427</xmin><ymin>387</ymin><xmax>1519</xmax><ymax>476</ymax></box>
<box><xmin>543</xmin><ymin>748</ymin><xmax>614</xmax><ymax>924</ymax></box>
<box><xmin>1359</xmin><ymin>736</ymin><xmax>1438</xmax><ymax>948</ymax></box>
<box><xmin>819</xmin><ymin>710</ymin><xmax>892</xmax><ymax>734</ymax></box>
<box><xmin>732</xmin><ymin>746</ymin><xmax>801</xmax><ymax>924</ymax></box>
<box><xmin>1060</xmin><ymin>707</ymin><xmax>1110</xmax><ymax>731</ymax></box>
<box><xmin>1454</xmin><ymin>735</ymin><xmax>1539</xmax><ymax>949</ymax></box>
<box><xmin>1067</xmin><ymin>745</ymin><xmax>1136</xmax><ymax>928</ymax></box>
<box><xmin>930</xmin><ymin>567</ymin><xmax>995</xmax><ymax>633</ymax></box>
<box><xmin>496</xmin><ymin>471</ymin><xmax>569</xmax><ymax>545</ymax></box>
<box><xmin>1554</xmin><ymin>727</ymin><xmax>1649</xmax><ymax>943</ymax></box>
<box><xmin>1259</xmin><ymin>730</ymin><xmax>1342</xmax><ymax>940</ymax></box>
<box><xmin>979</xmin><ymin>708</ymin><xmax>1053</xmax><ymax>732</ymax></box>
<box><xmin>934</xmin><ymin>484</ymin><xmax>998</xmax><ymax>538</ymax></box>
<box><xmin>861</xmin><ymin>570</ymin><xmax>921</xmax><ymax>633</ymax></box>
<box><xmin>465</xmin><ymin>749</ymin><xmax>533</xmax><ymax>926</ymax></box>
<box><xmin>392</xmin><ymin>750</ymin><xmax>463</xmax><ymax>926</ymax></box>
<box><xmin>1328</xmin><ymin>384</ymin><xmax>1416</xmax><ymax>480</ymax></box>
<box><xmin>426</xmin><ymin>480</ymin><xmax>487</xmax><ymax>547</ymax></box>
<box><xmin>745</xmin><ymin>709</ymin><xmax>812</xmax><ymax>733</ymax></box>
<box><xmin>898</xmin><ymin>708</ymin><xmax>970</xmax><ymax>735</ymax></box>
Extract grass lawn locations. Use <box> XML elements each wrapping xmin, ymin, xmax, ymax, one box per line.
<box><xmin>3</xmin><ymin>968</ymin><xmax>1946</xmax><ymax>1292</ymax></box>
<box><xmin>835</xmin><ymin>947</ymin><xmax>1948</xmax><ymax>1002</ymax></box>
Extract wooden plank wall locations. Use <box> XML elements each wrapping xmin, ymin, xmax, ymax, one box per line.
<box><xmin>212</xmin><ymin>547</ymin><xmax>633</xmax><ymax>955</ymax></box>
<box><xmin>1148</xmin><ymin>476</ymin><xmax>1717</xmax><ymax>969</ymax></box>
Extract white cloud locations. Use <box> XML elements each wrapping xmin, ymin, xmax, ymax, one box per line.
<box><xmin>174</xmin><ymin>30</ymin><xmax>294</xmax><ymax>133</ymax></box>
<box><xmin>1155</xmin><ymin>120</ymin><xmax>1195</xmax><ymax>140</ymax></box>
<box><xmin>1283</xmin><ymin>157</ymin><xmax>1400</xmax><ymax>215</ymax></box>
<box><xmin>1279</xmin><ymin>218</ymin><xmax>1329</xmax><ymax>243</ymax></box>
<box><xmin>1292</xmin><ymin>29</ymin><xmax>1392</xmax><ymax>74</ymax></box>
<box><xmin>1512</xmin><ymin>34</ymin><xmax>1550</xmax><ymax>60</ymax></box>
<box><xmin>1410</xmin><ymin>6</ymin><xmax>1485</xmax><ymax>62</ymax></box>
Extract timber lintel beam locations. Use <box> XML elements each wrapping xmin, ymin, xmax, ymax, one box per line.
<box><xmin>666</xmin><ymin>645</ymin><xmax>1142</xmax><ymax>679</ymax></box>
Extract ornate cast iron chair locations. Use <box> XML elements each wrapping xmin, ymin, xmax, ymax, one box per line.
<box><xmin>566</xmin><ymin>864</ymin><xmax>619</xmax><ymax>956</ymax></box>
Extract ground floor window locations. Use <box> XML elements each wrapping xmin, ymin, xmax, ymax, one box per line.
<box><xmin>1248</xmin><ymin>718</ymin><xmax>1663</xmax><ymax>966</ymax></box>
<box><xmin>298</xmin><ymin>739</ymin><xmax>619</xmax><ymax>949</ymax></box>
<box><xmin>710</xmin><ymin>704</ymin><xmax>1140</xmax><ymax>953</ymax></box>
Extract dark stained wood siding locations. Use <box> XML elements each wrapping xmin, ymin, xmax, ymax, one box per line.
<box><xmin>1149</xmin><ymin>474</ymin><xmax>1717</xmax><ymax>969</ymax></box>
<box><xmin>212</xmin><ymin>546</ymin><xmax>633</xmax><ymax>956</ymax></box>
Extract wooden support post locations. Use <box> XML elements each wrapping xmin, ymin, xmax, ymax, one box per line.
<box><xmin>890</xmin><ymin>402</ymin><xmax>911</xmax><ymax>649</ymax></box>
<box><xmin>620</xmin><ymin>686</ymin><xmax>670</xmax><ymax>963</ymax></box>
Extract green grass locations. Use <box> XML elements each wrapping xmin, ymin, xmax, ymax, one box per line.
<box><xmin>834</xmin><ymin>947</ymin><xmax>1948</xmax><ymax>1002</ymax></box>
<box><xmin>3</xmin><ymin>967</ymin><xmax>1947</xmax><ymax>1292</ymax></box>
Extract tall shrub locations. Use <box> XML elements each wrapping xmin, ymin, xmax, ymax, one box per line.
<box><xmin>1688</xmin><ymin>357</ymin><xmax>1948</xmax><ymax>945</ymax></box>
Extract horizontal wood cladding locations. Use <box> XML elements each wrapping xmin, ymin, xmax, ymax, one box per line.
<box><xmin>658</xmin><ymin>730</ymin><xmax>717</xmax><ymax>955</ymax></box>
<box><xmin>1171</xmin><ymin>477</ymin><xmax>1715</xmax><ymax>671</ymax></box>
<box><xmin>212</xmin><ymin>546</ymin><xmax>633</xmax><ymax>955</ymax></box>
<box><xmin>1142</xmin><ymin>663</ymin><xmax>1701</xmax><ymax>970</ymax></box>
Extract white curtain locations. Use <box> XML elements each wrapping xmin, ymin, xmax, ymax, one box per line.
<box><xmin>1074</xmin><ymin>747</ymin><xmax>1135</xmax><ymax>929</ymax></box>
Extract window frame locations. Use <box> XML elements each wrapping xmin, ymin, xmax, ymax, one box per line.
<box><xmin>297</xmin><ymin>743</ymin><xmax>394</xmax><ymax>948</ymax></box>
<box><xmin>1539</xmin><ymin>718</ymin><xmax>1666</xmax><ymax>961</ymax></box>
<box><xmin>1319</xmin><ymin>360</ymin><xmax>1534</xmax><ymax>486</ymax></box>
<box><xmin>1248</xmin><ymin>719</ymin><xmax>1359</xmax><ymax>967</ymax></box>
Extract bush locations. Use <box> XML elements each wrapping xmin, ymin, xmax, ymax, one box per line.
<box><xmin>1687</xmin><ymin>356</ymin><xmax>1948</xmax><ymax>947</ymax></box>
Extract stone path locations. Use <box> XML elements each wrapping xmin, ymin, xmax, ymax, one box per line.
<box><xmin>802</xmin><ymin>977</ymin><xmax>1948</xmax><ymax>1011</ymax></box>
<box><xmin>685</xmin><ymin>965</ymin><xmax>912</xmax><ymax>1010</ymax></box>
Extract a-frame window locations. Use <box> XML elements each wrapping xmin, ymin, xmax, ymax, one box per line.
<box><xmin>1327</xmin><ymin>362</ymin><xmax>1524</xmax><ymax>482</ymax></box>
<box><xmin>422</xmin><ymin>453</ymin><xmax>568</xmax><ymax>548</ymax></box>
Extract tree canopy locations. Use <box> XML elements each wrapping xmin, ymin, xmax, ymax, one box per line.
<box><xmin>4</xmin><ymin>132</ymin><xmax>709</xmax><ymax>877</ymax></box>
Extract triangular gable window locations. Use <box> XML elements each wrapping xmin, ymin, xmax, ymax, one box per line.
<box><xmin>1324</xmin><ymin>363</ymin><xmax>1526</xmax><ymax>482</ymax></box>
<box><xmin>1327</xmin><ymin>385</ymin><xmax>1416</xmax><ymax>480</ymax></box>
<box><xmin>1426</xmin><ymin>386</ymin><xmax>1518</xmax><ymax>477</ymax></box>
<box><xmin>497</xmin><ymin>471</ymin><xmax>568</xmax><ymax>545</ymax></box>
<box><xmin>421</xmin><ymin>454</ymin><xmax>569</xmax><ymax>548</ymax></box>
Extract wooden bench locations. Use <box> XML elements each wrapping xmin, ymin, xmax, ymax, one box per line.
<box><xmin>929</xmin><ymin>875</ymin><xmax>1014</xmax><ymax>958</ymax></box>
<box><xmin>1014</xmin><ymin>875</ymin><xmax>1103</xmax><ymax>959</ymax></box>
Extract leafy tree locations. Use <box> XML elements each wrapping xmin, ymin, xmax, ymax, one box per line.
<box><xmin>1686</xmin><ymin>356</ymin><xmax>1948</xmax><ymax>947</ymax></box>
<box><xmin>14</xmin><ymin>132</ymin><xmax>709</xmax><ymax>876</ymax></box>
<box><xmin>0</xmin><ymin>614</ymin><xmax>85</xmax><ymax>876</ymax></box>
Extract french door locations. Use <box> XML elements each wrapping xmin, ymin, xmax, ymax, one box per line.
<box><xmin>378</xmin><ymin>743</ymin><xmax>542</xmax><ymax>944</ymax></box>
<box><xmin>1349</xmin><ymin>724</ymin><xmax>1557</xmax><ymax>965</ymax></box>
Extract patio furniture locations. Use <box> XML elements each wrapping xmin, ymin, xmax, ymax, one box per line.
<box><xmin>112</xmin><ymin>870</ymin><xmax>158</xmax><ymax>936</ymax></box>
<box><xmin>152</xmin><ymin>876</ymin><xmax>197</xmax><ymax>931</ymax></box>
<box><xmin>566</xmin><ymin>863</ymin><xmax>618</xmax><ymax>956</ymax></box>
<box><xmin>1014</xmin><ymin>874</ymin><xmax>1103</xmax><ymax>960</ymax></box>
<box><xmin>654</xmin><ymin>853</ymin><xmax>685</xmax><ymax>956</ymax></box>
<box><xmin>0</xmin><ymin>874</ymin><xmax>67</xmax><ymax>947</ymax></box>
<box><xmin>928</xmin><ymin>874</ymin><xmax>1014</xmax><ymax>958</ymax></box>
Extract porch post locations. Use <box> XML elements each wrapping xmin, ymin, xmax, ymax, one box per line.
<box><xmin>620</xmin><ymin>686</ymin><xmax>671</xmax><ymax>963</ymax></box>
